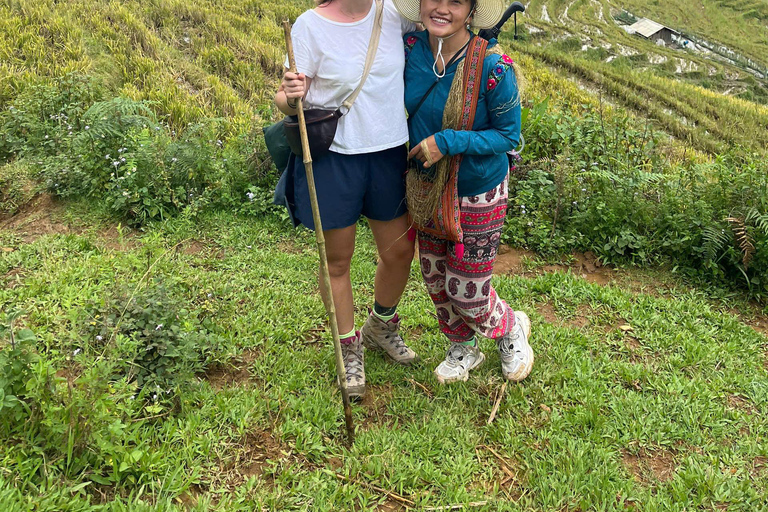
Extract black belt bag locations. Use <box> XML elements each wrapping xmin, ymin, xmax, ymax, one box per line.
<box><xmin>283</xmin><ymin>108</ymin><xmax>343</xmax><ymax>159</ymax></box>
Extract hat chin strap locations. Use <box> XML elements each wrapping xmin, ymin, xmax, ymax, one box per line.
<box><xmin>431</xmin><ymin>13</ymin><xmax>473</xmax><ymax>79</ymax></box>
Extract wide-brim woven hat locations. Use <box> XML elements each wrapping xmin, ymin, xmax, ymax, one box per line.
<box><xmin>392</xmin><ymin>0</ymin><xmax>505</xmax><ymax>29</ymax></box>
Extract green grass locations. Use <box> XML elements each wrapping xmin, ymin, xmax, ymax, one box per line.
<box><xmin>2</xmin><ymin>210</ymin><xmax>767</xmax><ymax>510</ymax></box>
<box><xmin>2</xmin><ymin>0</ymin><xmax>768</xmax><ymax>508</ymax></box>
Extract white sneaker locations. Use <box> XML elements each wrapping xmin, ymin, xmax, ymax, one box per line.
<box><xmin>497</xmin><ymin>311</ymin><xmax>533</xmax><ymax>382</ymax></box>
<box><xmin>434</xmin><ymin>342</ymin><xmax>485</xmax><ymax>384</ymax></box>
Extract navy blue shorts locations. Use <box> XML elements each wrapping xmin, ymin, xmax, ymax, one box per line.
<box><xmin>282</xmin><ymin>145</ymin><xmax>408</xmax><ymax>231</ymax></box>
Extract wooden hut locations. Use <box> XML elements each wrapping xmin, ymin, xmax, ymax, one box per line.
<box><xmin>628</xmin><ymin>18</ymin><xmax>679</xmax><ymax>45</ymax></box>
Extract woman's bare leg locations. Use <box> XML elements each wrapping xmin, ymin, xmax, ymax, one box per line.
<box><xmin>369</xmin><ymin>214</ymin><xmax>414</xmax><ymax>308</ymax></box>
<box><xmin>321</xmin><ymin>224</ymin><xmax>357</xmax><ymax>334</ymax></box>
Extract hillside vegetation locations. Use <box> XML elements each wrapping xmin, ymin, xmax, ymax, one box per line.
<box><xmin>2</xmin><ymin>0</ymin><xmax>768</xmax><ymax>510</ymax></box>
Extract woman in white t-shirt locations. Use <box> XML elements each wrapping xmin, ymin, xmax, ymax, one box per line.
<box><xmin>274</xmin><ymin>0</ymin><xmax>419</xmax><ymax>400</ymax></box>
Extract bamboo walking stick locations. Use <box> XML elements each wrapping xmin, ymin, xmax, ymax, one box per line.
<box><xmin>282</xmin><ymin>21</ymin><xmax>355</xmax><ymax>445</ymax></box>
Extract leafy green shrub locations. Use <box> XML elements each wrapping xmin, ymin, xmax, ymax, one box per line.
<box><xmin>0</xmin><ymin>74</ymin><xmax>103</xmax><ymax>162</ymax></box>
<box><xmin>85</xmin><ymin>281</ymin><xmax>222</xmax><ymax>397</ymax></box>
<box><xmin>0</xmin><ymin>161</ymin><xmax>37</xmax><ymax>214</ymax></box>
<box><xmin>0</xmin><ymin>310</ymin><xmax>51</xmax><ymax>432</ymax></box>
<box><xmin>0</xmin><ymin>73</ymin><xmax>277</xmax><ymax>225</ymax></box>
<box><xmin>511</xmin><ymin>99</ymin><xmax>768</xmax><ymax>296</ymax></box>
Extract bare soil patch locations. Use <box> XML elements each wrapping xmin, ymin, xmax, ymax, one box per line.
<box><xmin>622</xmin><ymin>448</ymin><xmax>677</xmax><ymax>484</ymax></box>
<box><xmin>376</xmin><ymin>499</ymin><xmax>408</xmax><ymax>511</ymax></box>
<box><xmin>534</xmin><ymin>301</ymin><xmax>595</xmax><ymax>330</ymax></box>
<box><xmin>361</xmin><ymin>383</ymin><xmax>394</xmax><ymax>428</ymax></box>
<box><xmin>494</xmin><ymin>246</ymin><xmax>537</xmax><ymax>274</ymax></box>
<box><xmin>98</xmin><ymin>224</ymin><xmax>140</xmax><ymax>251</ymax></box>
<box><xmin>536</xmin><ymin>302</ymin><xmax>558</xmax><ymax>323</ymax></box>
<box><xmin>0</xmin><ymin>193</ymin><xmax>71</xmax><ymax>242</ymax></box>
<box><xmin>726</xmin><ymin>394</ymin><xmax>756</xmax><ymax>414</ymax></box>
<box><xmin>495</xmin><ymin>246</ymin><xmax>614</xmax><ymax>286</ymax></box>
<box><xmin>752</xmin><ymin>456</ymin><xmax>768</xmax><ymax>477</ymax></box>
<box><xmin>202</xmin><ymin>348</ymin><xmax>261</xmax><ymax>389</ymax></box>
<box><xmin>238</xmin><ymin>429</ymin><xmax>284</xmax><ymax>479</ymax></box>
<box><xmin>2</xmin><ymin>267</ymin><xmax>26</xmax><ymax>289</ymax></box>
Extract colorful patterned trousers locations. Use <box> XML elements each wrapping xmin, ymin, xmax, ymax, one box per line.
<box><xmin>418</xmin><ymin>176</ymin><xmax>515</xmax><ymax>343</ymax></box>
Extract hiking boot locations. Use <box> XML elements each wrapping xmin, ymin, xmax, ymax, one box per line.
<box><xmin>361</xmin><ymin>312</ymin><xmax>419</xmax><ymax>365</ymax></box>
<box><xmin>434</xmin><ymin>342</ymin><xmax>485</xmax><ymax>384</ymax></box>
<box><xmin>341</xmin><ymin>332</ymin><xmax>365</xmax><ymax>400</ymax></box>
<box><xmin>497</xmin><ymin>311</ymin><xmax>534</xmax><ymax>382</ymax></box>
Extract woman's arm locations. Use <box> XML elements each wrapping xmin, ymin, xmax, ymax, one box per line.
<box><xmin>274</xmin><ymin>68</ymin><xmax>313</xmax><ymax>116</ymax></box>
<box><xmin>409</xmin><ymin>55</ymin><xmax>521</xmax><ymax>166</ymax></box>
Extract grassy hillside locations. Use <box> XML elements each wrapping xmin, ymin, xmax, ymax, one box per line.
<box><xmin>2</xmin><ymin>0</ymin><xmax>768</xmax><ymax>510</ymax></box>
<box><xmin>0</xmin><ymin>0</ymin><xmax>308</xmax><ymax>129</ymax></box>
<box><xmin>515</xmin><ymin>0</ymin><xmax>768</xmax><ymax>154</ymax></box>
<box><xmin>2</xmin><ymin>211</ymin><xmax>768</xmax><ymax>511</ymax></box>
<box><xmin>2</xmin><ymin>0</ymin><xmax>767</xmax><ymax>154</ymax></box>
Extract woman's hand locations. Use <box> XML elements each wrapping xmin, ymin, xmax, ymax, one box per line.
<box><xmin>281</xmin><ymin>71</ymin><xmax>307</xmax><ymax>104</ymax></box>
<box><xmin>408</xmin><ymin>135</ymin><xmax>444</xmax><ymax>168</ymax></box>
<box><xmin>276</xmin><ymin>70</ymin><xmax>311</xmax><ymax>115</ymax></box>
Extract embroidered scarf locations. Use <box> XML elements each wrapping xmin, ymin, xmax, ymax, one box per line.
<box><xmin>417</xmin><ymin>36</ymin><xmax>488</xmax><ymax>260</ymax></box>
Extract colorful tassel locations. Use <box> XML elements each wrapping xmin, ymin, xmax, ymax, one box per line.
<box><xmin>455</xmin><ymin>242</ymin><xmax>465</xmax><ymax>261</ymax></box>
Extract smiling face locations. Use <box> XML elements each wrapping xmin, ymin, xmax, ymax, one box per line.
<box><xmin>420</xmin><ymin>0</ymin><xmax>474</xmax><ymax>38</ymax></box>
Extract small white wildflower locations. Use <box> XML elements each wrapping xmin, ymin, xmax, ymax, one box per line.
<box><xmin>155</xmin><ymin>324</ymin><xmax>163</xmax><ymax>330</ymax></box>
<box><xmin>85</xmin><ymin>125</ymin><xmax>90</xmax><ymax>130</ymax></box>
<box><xmin>207</xmin><ymin>293</ymin><xmax>212</xmax><ymax>298</ymax></box>
<box><xmin>106</xmin><ymin>154</ymin><xmax>111</xmax><ymax>159</ymax></box>
<box><xmin>120</xmin><ymin>157</ymin><xmax>126</xmax><ymax>162</ymax></box>
<box><xmin>572</xmin><ymin>201</ymin><xmax>578</xmax><ymax>205</ymax></box>
<box><xmin>246</xmin><ymin>191</ymin><xmax>255</xmax><ymax>201</ymax></box>
<box><xmin>580</xmin><ymin>168</ymin><xmax>585</xmax><ymax>172</ymax></box>
<box><xmin>152</xmin><ymin>393</ymin><xmax>158</xmax><ymax>400</ymax></box>
<box><xmin>246</xmin><ymin>245</ymin><xmax>252</xmax><ymax>249</ymax></box>
<box><xmin>45</xmin><ymin>135</ymin><xmax>49</xmax><ymax>139</ymax></box>
<box><xmin>171</xmin><ymin>157</ymin><xmax>177</xmax><ymax>162</ymax></box>
<box><xmin>73</xmin><ymin>348</ymin><xmax>81</xmax><ymax>356</ymax></box>
<box><xmin>96</xmin><ymin>335</ymin><xmax>103</xmax><ymax>341</ymax></box>
<box><xmin>581</xmin><ymin>188</ymin><xmax>586</xmax><ymax>192</ymax></box>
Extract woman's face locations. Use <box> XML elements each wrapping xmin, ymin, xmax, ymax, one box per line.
<box><xmin>420</xmin><ymin>0</ymin><xmax>473</xmax><ymax>38</ymax></box>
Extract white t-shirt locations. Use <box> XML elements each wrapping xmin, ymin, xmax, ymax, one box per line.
<box><xmin>288</xmin><ymin>0</ymin><xmax>416</xmax><ymax>154</ymax></box>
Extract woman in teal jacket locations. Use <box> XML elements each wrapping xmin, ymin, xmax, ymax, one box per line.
<box><xmin>393</xmin><ymin>0</ymin><xmax>534</xmax><ymax>384</ymax></box>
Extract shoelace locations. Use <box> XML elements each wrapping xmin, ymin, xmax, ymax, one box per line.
<box><xmin>380</xmin><ymin>319</ymin><xmax>409</xmax><ymax>354</ymax></box>
<box><xmin>343</xmin><ymin>346</ymin><xmax>363</xmax><ymax>379</ymax></box>
<box><xmin>445</xmin><ymin>344</ymin><xmax>471</xmax><ymax>367</ymax></box>
<box><xmin>498</xmin><ymin>329</ymin><xmax>521</xmax><ymax>356</ymax></box>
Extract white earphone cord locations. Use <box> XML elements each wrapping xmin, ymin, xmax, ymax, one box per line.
<box><xmin>431</xmin><ymin>14</ymin><xmax>474</xmax><ymax>79</ymax></box>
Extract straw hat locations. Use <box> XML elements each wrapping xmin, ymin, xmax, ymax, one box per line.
<box><xmin>392</xmin><ymin>0</ymin><xmax>506</xmax><ymax>29</ymax></box>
